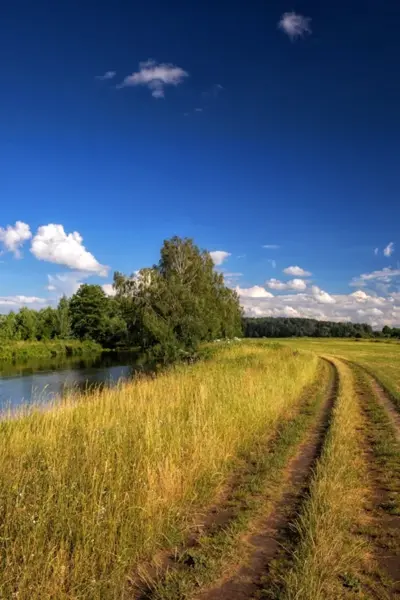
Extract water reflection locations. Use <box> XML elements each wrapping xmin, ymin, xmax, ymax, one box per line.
<box><xmin>0</xmin><ymin>351</ymin><xmax>144</xmax><ymax>411</ymax></box>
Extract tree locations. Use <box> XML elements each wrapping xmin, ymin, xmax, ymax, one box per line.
<box><xmin>69</xmin><ymin>285</ymin><xmax>110</xmax><ymax>343</ymax></box>
<box><xmin>114</xmin><ymin>236</ymin><xmax>243</xmax><ymax>360</ymax></box>
<box><xmin>15</xmin><ymin>308</ymin><xmax>38</xmax><ymax>340</ymax></box>
<box><xmin>57</xmin><ymin>296</ymin><xmax>71</xmax><ymax>338</ymax></box>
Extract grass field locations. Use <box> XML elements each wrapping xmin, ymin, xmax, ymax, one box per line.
<box><xmin>278</xmin><ymin>337</ymin><xmax>400</xmax><ymax>403</ymax></box>
<box><xmin>0</xmin><ymin>343</ymin><xmax>317</xmax><ymax>599</ymax></box>
<box><xmin>0</xmin><ymin>338</ymin><xmax>399</xmax><ymax>599</ymax></box>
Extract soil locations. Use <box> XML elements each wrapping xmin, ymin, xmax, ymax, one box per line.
<box><xmin>194</xmin><ymin>361</ymin><xmax>338</xmax><ymax>600</ymax></box>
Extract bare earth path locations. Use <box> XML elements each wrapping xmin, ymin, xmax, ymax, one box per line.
<box><xmin>194</xmin><ymin>361</ymin><xmax>338</xmax><ymax>600</ymax></box>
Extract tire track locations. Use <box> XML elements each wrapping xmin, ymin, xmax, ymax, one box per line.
<box><xmin>352</xmin><ymin>364</ymin><xmax>400</xmax><ymax>598</ymax></box>
<box><xmin>193</xmin><ymin>360</ymin><xmax>338</xmax><ymax>600</ymax></box>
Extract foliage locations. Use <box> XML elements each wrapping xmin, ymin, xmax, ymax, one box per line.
<box><xmin>114</xmin><ymin>236</ymin><xmax>243</xmax><ymax>360</ymax></box>
<box><xmin>0</xmin><ymin>237</ymin><xmax>242</xmax><ymax>359</ymax></box>
<box><xmin>0</xmin><ymin>340</ymin><xmax>102</xmax><ymax>362</ymax></box>
<box><xmin>243</xmin><ymin>316</ymin><xmax>377</xmax><ymax>338</ymax></box>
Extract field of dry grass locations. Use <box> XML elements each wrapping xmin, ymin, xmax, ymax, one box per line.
<box><xmin>0</xmin><ymin>343</ymin><xmax>317</xmax><ymax>600</ymax></box>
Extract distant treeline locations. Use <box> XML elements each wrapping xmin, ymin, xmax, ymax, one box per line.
<box><xmin>243</xmin><ymin>317</ymin><xmax>400</xmax><ymax>339</ymax></box>
<box><xmin>0</xmin><ymin>237</ymin><xmax>243</xmax><ymax>362</ymax></box>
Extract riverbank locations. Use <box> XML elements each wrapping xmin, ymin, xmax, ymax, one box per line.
<box><xmin>0</xmin><ymin>340</ymin><xmax>102</xmax><ymax>362</ymax></box>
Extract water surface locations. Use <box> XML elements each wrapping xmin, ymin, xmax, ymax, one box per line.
<box><xmin>0</xmin><ymin>351</ymin><xmax>144</xmax><ymax>411</ymax></box>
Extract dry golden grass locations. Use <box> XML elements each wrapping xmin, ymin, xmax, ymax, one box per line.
<box><xmin>0</xmin><ymin>343</ymin><xmax>317</xmax><ymax>599</ymax></box>
<box><xmin>282</xmin><ymin>357</ymin><xmax>367</xmax><ymax>599</ymax></box>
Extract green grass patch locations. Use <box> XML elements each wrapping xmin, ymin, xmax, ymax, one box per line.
<box><xmin>0</xmin><ymin>339</ymin><xmax>102</xmax><ymax>362</ymax></box>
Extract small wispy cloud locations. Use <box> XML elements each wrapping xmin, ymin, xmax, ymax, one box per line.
<box><xmin>96</xmin><ymin>71</ymin><xmax>116</xmax><ymax>81</ymax></box>
<box><xmin>118</xmin><ymin>60</ymin><xmax>188</xmax><ymax>98</ymax></box>
<box><xmin>383</xmin><ymin>241</ymin><xmax>395</xmax><ymax>257</ymax></box>
<box><xmin>268</xmin><ymin>259</ymin><xmax>277</xmax><ymax>269</ymax></box>
<box><xmin>278</xmin><ymin>12</ymin><xmax>312</xmax><ymax>40</ymax></box>
<box><xmin>203</xmin><ymin>83</ymin><xmax>224</xmax><ymax>99</ymax></box>
<box><xmin>262</xmin><ymin>244</ymin><xmax>280</xmax><ymax>249</ymax></box>
<box><xmin>374</xmin><ymin>247</ymin><xmax>379</xmax><ymax>255</ymax></box>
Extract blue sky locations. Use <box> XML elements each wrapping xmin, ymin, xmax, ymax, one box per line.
<box><xmin>1</xmin><ymin>0</ymin><xmax>399</xmax><ymax>326</ymax></box>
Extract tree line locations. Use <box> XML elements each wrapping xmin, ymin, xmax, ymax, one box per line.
<box><xmin>243</xmin><ymin>317</ymin><xmax>400</xmax><ymax>339</ymax></box>
<box><xmin>0</xmin><ymin>237</ymin><xmax>243</xmax><ymax>361</ymax></box>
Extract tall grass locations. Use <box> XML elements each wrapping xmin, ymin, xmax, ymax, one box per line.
<box><xmin>0</xmin><ymin>339</ymin><xmax>102</xmax><ymax>362</ymax></box>
<box><xmin>0</xmin><ymin>344</ymin><xmax>317</xmax><ymax>599</ymax></box>
<box><xmin>282</xmin><ymin>357</ymin><xmax>366</xmax><ymax>599</ymax></box>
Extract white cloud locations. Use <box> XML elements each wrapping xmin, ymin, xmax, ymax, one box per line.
<box><xmin>102</xmin><ymin>283</ymin><xmax>116</xmax><ymax>297</ymax></box>
<box><xmin>311</xmin><ymin>285</ymin><xmax>336</xmax><ymax>304</ymax></box>
<box><xmin>268</xmin><ymin>259</ymin><xmax>277</xmax><ymax>269</ymax></box>
<box><xmin>119</xmin><ymin>60</ymin><xmax>188</xmax><ymax>98</ymax></box>
<box><xmin>236</xmin><ymin>285</ymin><xmax>273</xmax><ymax>298</ymax></box>
<box><xmin>210</xmin><ymin>250</ymin><xmax>231</xmax><ymax>266</ymax></box>
<box><xmin>383</xmin><ymin>242</ymin><xmax>395</xmax><ymax>257</ymax></box>
<box><xmin>350</xmin><ymin>267</ymin><xmax>400</xmax><ymax>287</ymax></box>
<box><xmin>0</xmin><ymin>295</ymin><xmax>47</xmax><ymax>313</ymax></box>
<box><xmin>283</xmin><ymin>265</ymin><xmax>312</xmax><ymax>277</ymax></box>
<box><xmin>374</xmin><ymin>247</ymin><xmax>379</xmax><ymax>256</ymax></box>
<box><xmin>262</xmin><ymin>244</ymin><xmax>280</xmax><ymax>249</ymax></box>
<box><xmin>31</xmin><ymin>224</ymin><xmax>108</xmax><ymax>275</ymax></box>
<box><xmin>96</xmin><ymin>71</ymin><xmax>116</xmax><ymax>80</ymax></box>
<box><xmin>278</xmin><ymin>12</ymin><xmax>312</xmax><ymax>40</ymax></box>
<box><xmin>266</xmin><ymin>278</ymin><xmax>307</xmax><ymax>291</ymax></box>
<box><xmin>0</xmin><ymin>221</ymin><xmax>32</xmax><ymax>258</ymax></box>
<box><xmin>240</xmin><ymin>288</ymin><xmax>399</xmax><ymax>328</ymax></box>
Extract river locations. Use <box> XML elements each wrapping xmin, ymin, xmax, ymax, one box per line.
<box><xmin>0</xmin><ymin>351</ymin><xmax>145</xmax><ymax>412</ymax></box>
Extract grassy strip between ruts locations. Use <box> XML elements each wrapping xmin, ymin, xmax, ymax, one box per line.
<box><xmin>350</xmin><ymin>365</ymin><xmax>400</xmax><ymax>597</ymax></box>
<box><xmin>275</xmin><ymin>357</ymin><xmax>367</xmax><ymax>600</ymax></box>
<box><xmin>136</xmin><ymin>359</ymin><xmax>333</xmax><ymax>600</ymax></box>
<box><xmin>0</xmin><ymin>339</ymin><xmax>102</xmax><ymax>362</ymax></box>
<box><xmin>0</xmin><ymin>344</ymin><xmax>318</xmax><ymax>600</ymax></box>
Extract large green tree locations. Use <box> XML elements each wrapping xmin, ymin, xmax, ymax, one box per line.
<box><xmin>69</xmin><ymin>284</ymin><xmax>110</xmax><ymax>343</ymax></box>
<box><xmin>114</xmin><ymin>236</ymin><xmax>243</xmax><ymax>360</ymax></box>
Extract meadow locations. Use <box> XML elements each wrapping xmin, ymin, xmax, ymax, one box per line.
<box><xmin>0</xmin><ymin>343</ymin><xmax>317</xmax><ymax>599</ymax></box>
<box><xmin>279</xmin><ymin>337</ymin><xmax>400</xmax><ymax>403</ymax></box>
<box><xmin>0</xmin><ymin>338</ymin><xmax>399</xmax><ymax>599</ymax></box>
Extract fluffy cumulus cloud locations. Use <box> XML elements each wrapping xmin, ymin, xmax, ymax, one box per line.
<box><xmin>283</xmin><ymin>265</ymin><xmax>312</xmax><ymax>277</ymax></box>
<box><xmin>31</xmin><ymin>224</ymin><xmax>108</xmax><ymax>275</ymax></box>
<box><xmin>383</xmin><ymin>241</ymin><xmax>395</xmax><ymax>257</ymax></box>
<box><xmin>209</xmin><ymin>250</ymin><xmax>231</xmax><ymax>266</ymax></box>
<box><xmin>266</xmin><ymin>278</ymin><xmax>307</xmax><ymax>291</ymax></box>
<box><xmin>0</xmin><ymin>221</ymin><xmax>32</xmax><ymax>258</ymax></box>
<box><xmin>237</xmin><ymin>286</ymin><xmax>399</xmax><ymax>328</ymax></box>
<box><xmin>119</xmin><ymin>60</ymin><xmax>188</xmax><ymax>98</ymax></box>
<box><xmin>278</xmin><ymin>12</ymin><xmax>312</xmax><ymax>40</ymax></box>
<box><xmin>311</xmin><ymin>285</ymin><xmax>335</xmax><ymax>304</ymax></box>
<box><xmin>235</xmin><ymin>285</ymin><xmax>273</xmax><ymax>298</ymax></box>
